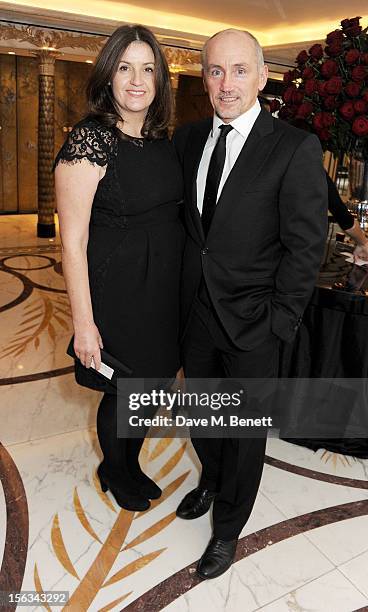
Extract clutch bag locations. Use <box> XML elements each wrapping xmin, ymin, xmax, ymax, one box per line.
<box><xmin>66</xmin><ymin>335</ymin><xmax>132</xmax><ymax>388</ymax></box>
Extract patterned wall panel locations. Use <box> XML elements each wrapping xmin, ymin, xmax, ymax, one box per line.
<box><xmin>0</xmin><ymin>55</ymin><xmax>92</xmax><ymax>213</ymax></box>
<box><xmin>67</xmin><ymin>61</ymin><xmax>92</xmax><ymax>126</ymax></box>
<box><xmin>55</xmin><ymin>60</ymin><xmax>91</xmax><ymax>154</ymax></box>
<box><xmin>175</xmin><ymin>74</ymin><xmax>212</xmax><ymax>128</ymax></box>
<box><xmin>0</xmin><ymin>54</ymin><xmax>17</xmax><ymax>213</ymax></box>
<box><xmin>54</xmin><ymin>59</ymin><xmax>69</xmax><ymax>162</ymax></box>
<box><xmin>17</xmin><ymin>56</ymin><xmax>38</xmax><ymax>213</ymax></box>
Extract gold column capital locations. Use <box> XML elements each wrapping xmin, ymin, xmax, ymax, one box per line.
<box><xmin>31</xmin><ymin>49</ymin><xmax>60</xmax><ymax>76</ymax></box>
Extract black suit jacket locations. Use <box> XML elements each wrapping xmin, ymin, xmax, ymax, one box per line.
<box><xmin>173</xmin><ymin>108</ymin><xmax>328</xmax><ymax>349</ymax></box>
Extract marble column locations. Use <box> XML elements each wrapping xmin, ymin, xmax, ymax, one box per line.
<box><xmin>34</xmin><ymin>49</ymin><xmax>59</xmax><ymax>238</ymax></box>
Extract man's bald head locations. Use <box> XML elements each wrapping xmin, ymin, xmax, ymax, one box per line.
<box><xmin>201</xmin><ymin>29</ymin><xmax>265</xmax><ymax>74</ymax></box>
<box><xmin>201</xmin><ymin>28</ymin><xmax>268</xmax><ymax>122</ymax></box>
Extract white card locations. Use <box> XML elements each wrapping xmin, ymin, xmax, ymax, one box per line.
<box><xmin>90</xmin><ymin>358</ymin><xmax>114</xmax><ymax>380</ymax></box>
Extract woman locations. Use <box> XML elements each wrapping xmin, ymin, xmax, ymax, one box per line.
<box><xmin>54</xmin><ymin>25</ymin><xmax>184</xmax><ymax>511</ymax></box>
<box><xmin>325</xmin><ymin>172</ymin><xmax>368</xmax><ymax>260</ymax></box>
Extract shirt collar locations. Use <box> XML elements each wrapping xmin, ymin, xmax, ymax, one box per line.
<box><xmin>211</xmin><ymin>99</ymin><xmax>261</xmax><ymax>138</ymax></box>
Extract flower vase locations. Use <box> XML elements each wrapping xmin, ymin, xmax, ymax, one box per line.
<box><xmin>349</xmin><ymin>154</ymin><xmax>368</xmax><ymax>229</ymax></box>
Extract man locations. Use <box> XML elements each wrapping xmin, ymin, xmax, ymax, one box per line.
<box><xmin>173</xmin><ymin>29</ymin><xmax>327</xmax><ymax>579</ymax></box>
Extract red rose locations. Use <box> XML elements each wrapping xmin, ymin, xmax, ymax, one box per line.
<box><xmin>292</xmin><ymin>90</ymin><xmax>304</xmax><ymax>105</ymax></box>
<box><xmin>361</xmin><ymin>53</ymin><xmax>368</xmax><ymax>65</ymax></box>
<box><xmin>302</xmin><ymin>67</ymin><xmax>315</xmax><ymax>79</ymax></box>
<box><xmin>313</xmin><ymin>112</ymin><xmax>336</xmax><ymax>130</ymax></box>
<box><xmin>345</xmin><ymin>25</ymin><xmax>362</xmax><ymax>37</ymax></box>
<box><xmin>325</xmin><ymin>76</ymin><xmax>343</xmax><ymax>95</ymax></box>
<box><xmin>283</xmin><ymin>86</ymin><xmax>296</xmax><ymax>104</ymax></box>
<box><xmin>349</xmin><ymin>17</ymin><xmax>362</xmax><ymax>26</ymax></box>
<box><xmin>345</xmin><ymin>49</ymin><xmax>361</xmax><ymax>64</ymax></box>
<box><xmin>354</xmin><ymin>99</ymin><xmax>368</xmax><ymax>114</ymax></box>
<box><xmin>351</xmin><ymin>65</ymin><xmax>367</xmax><ymax>81</ymax></box>
<box><xmin>283</xmin><ymin>69</ymin><xmax>299</xmax><ymax>84</ymax></box>
<box><xmin>324</xmin><ymin>96</ymin><xmax>338</xmax><ymax>110</ymax></box>
<box><xmin>296</xmin><ymin>102</ymin><xmax>314</xmax><ymax>118</ymax></box>
<box><xmin>326</xmin><ymin>29</ymin><xmax>345</xmax><ymax>44</ymax></box>
<box><xmin>283</xmin><ymin>70</ymin><xmax>293</xmax><ymax>84</ymax></box>
<box><xmin>323</xmin><ymin>112</ymin><xmax>335</xmax><ymax>127</ymax></box>
<box><xmin>339</xmin><ymin>101</ymin><xmax>355</xmax><ymax>120</ymax></box>
<box><xmin>269</xmin><ymin>99</ymin><xmax>281</xmax><ymax>113</ymax></box>
<box><xmin>297</xmin><ymin>50</ymin><xmax>309</xmax><ymax>64</ymax></box>
<box><xmin>352</xmin><ymin>115</ymin><xmax>368</xmax><ymax>136</ymax></box>
<box><xmin>317</xmin><ymin>128</ymin><xmax>331</xmax><ymax>141</ymax></box>
<box><xmin>305</xmin><ymin>79</ymin><xmax>318</xmax><ymax>96</ymax></box>
<box><xmin>362</xmin><ymin>90</ymin><xmax>368</xmax><ymax>103</ymax></box>
<box><xmin>286</xmin><ymin>105</ymin><xmax>298</xmax><ymax>118</ymax></box>
<box><xmin>317</xmin><ymin>81</ymin><xmax>328</xmax><ymax>97</ymax></box>
<box><xmin>345</xmin><ymin>81</ymin><xmax>362</xmax><ymax>97</ymax></box>
<box><xmin>326</xmin><ymin>41</ymin><xmax>343</xmax><ymax>57</ymax></box>
<box><xmin>278</xmin><ymin>106</ymin><xmax>290</xmax><ymax>120</ymax></box>
<box><xmin>309</xmin><ymin>44</ymin><xmax>324</xmax><ymax>60</ymax></box>
<box><xmin>341</xmin><ymin>17</ymin><xmax>362</xmax><ymax>38</ymax></box>
<box><xmin>321</xmin><ymin>59</ymin><xmax>339</xmax><ymax>78</ymax></box>
<box><xmin>313</xmin><ymin>113</ymin><xmax>324</xmax><ymax>130</ymax></box>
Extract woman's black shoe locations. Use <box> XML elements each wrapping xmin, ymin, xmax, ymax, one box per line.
<box><xmin>97</xmin><ymin>464</ymin><xmax>150</xmax><ymax>512</ymax></box>
<box><xmin>131</xmin><ymin>469</ymin><xmax>162</xmax><ymax>499</ymax></box>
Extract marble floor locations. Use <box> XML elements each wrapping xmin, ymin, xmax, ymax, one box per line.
<box><xmin>1</xmin><ymin>214</ymin><xmax>368</xmax><ymax>612</ymax></box>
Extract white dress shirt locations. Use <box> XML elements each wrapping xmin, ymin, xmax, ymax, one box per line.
<box><xmin>196</xmin><ymin>99</ymin><xmax>261</xmax><ymax>215</ymax></box>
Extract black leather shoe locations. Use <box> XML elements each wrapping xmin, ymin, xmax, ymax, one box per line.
<box><xmin>197</xmin><ymin>537</ymin><xmax>238</xmax><ymax>579</ymax></box>
<box><xmin>176</xmin><ymin>487</ymin><xmax>217</xmax><ymax>519</ymax></box>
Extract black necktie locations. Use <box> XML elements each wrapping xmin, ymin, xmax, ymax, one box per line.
<box><xmin>201</xmin><ymin>124</ymin><xmax>234</xmax><ymax>236</ymax></box>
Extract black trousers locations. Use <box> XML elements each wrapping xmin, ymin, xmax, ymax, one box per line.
<box><xmin>182</xmin><ymin>291</ymin><xmax>280</xmax><ymax>540</ymax></box>
<box><xmin>97</xmin><ymin>392</ymin><xmax>148</xmax><ymax>491</ymax></box>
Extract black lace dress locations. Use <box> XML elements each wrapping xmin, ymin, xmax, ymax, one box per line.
<box><xmin>55</xmin><ymin>117</ymin><xmax>185</xmax><ymax>392</ymax></box>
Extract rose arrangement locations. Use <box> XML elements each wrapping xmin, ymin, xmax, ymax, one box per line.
<box><xmin>271</xmin><ymin>17</ymin><xmax>368</xmax><ymax>158</ymax></box>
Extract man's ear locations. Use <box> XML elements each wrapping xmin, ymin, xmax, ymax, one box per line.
<box><xmin>202</xmin><ymin>69</ymin><xmax>208</xmax><ymax>93</ymax></box>
<box><xmin>259</xmin><ymin>64</ymin><xmax>269</xmax><ymax>92</ymax></box>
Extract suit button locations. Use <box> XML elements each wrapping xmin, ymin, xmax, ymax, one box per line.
<box><xmin>201</xmin><ymin>248</ymin><xmax>209</xmax><ymax>255</ymax></box>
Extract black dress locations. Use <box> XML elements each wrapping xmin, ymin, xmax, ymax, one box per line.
<box><xmin>325</xmin><ymin>171</ymin><xmax>354</xmax><ymax>230</ymax></box>
<box><xmin>55</xmin><ymin>117</ymin><xmax>185</xmax><ymax>392</ymax></box>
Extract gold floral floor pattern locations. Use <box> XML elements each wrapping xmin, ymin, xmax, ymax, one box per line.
<box><xmin>1</xmin><ymin>432</ymin><xmax>368</xmax><ymax>612</ymax></box>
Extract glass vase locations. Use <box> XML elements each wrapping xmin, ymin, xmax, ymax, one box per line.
<box><xmin>348</xmin><ymin>152</ymin><xmax>368</xmax><ymax>228</ymax></box>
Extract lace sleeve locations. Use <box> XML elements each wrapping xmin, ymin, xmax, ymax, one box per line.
<box><xmin>53</xmin><ymin>120</ymin><xmax>117</xmax><ymax>170</ymax></box>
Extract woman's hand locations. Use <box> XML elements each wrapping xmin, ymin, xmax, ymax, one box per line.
<box><xmin>353</xmin><ymin>241</ymin><xmax>368</xmax><ymax>263</ymax></box>
<box><xmin>73</xmin><ymin>322</ymin><xmax>104</xmax><ymax>369</ymax></box>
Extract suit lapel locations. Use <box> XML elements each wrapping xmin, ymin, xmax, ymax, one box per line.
<box><xmin>185</xmin><ymin>119</ymin><xmax>211</xmax><ymax>243</ymax></box>
<box><xmin>207</xmin><ymin>109</ymin><xmax>278</xmax><ymax>238</ymax></box>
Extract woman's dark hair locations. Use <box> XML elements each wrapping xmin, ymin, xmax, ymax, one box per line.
<box><xmin>86</xmin><ymin>24</ymin><xmax>172</xmax><ymax>139</ymax></box>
